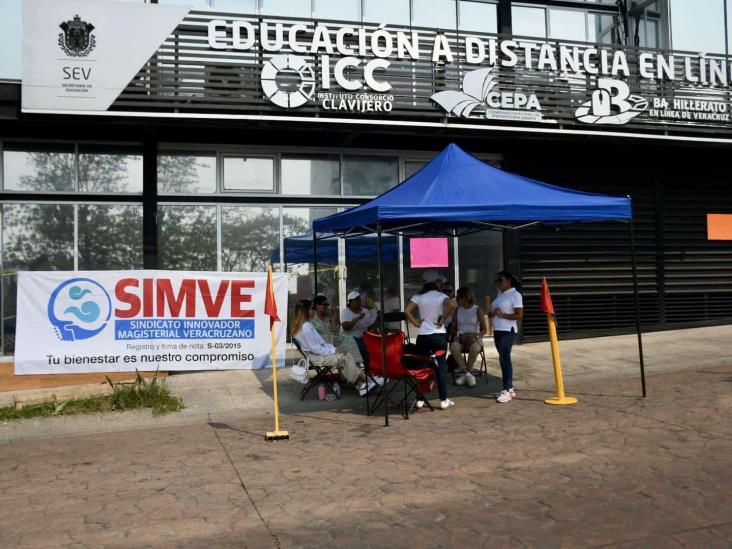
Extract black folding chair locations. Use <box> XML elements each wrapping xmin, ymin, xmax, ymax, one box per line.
<box><xmin>292</xmin><ymin>337</ymin><xmax>341</xmax><ymax>401</ymax></box>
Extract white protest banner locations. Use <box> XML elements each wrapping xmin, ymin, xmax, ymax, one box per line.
<box><xmin>14</xmin><ymin>271</ymin><xmax>288</xmax><ymax>375</ymax></box>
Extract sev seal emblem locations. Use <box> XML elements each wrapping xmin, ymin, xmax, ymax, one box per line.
<box><xmin>58</xmin><ymin>15</ymin><xmax>96</xmax><ymax>57</ymax></box>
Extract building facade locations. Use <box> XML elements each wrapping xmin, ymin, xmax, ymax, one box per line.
<box><xmin>1</xmin><ymin>0</ymin><xmax>732</xmax><ymax>356</ymax></box>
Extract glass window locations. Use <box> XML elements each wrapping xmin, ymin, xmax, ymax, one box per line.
<box><xmin>0</xmin><ymin>0</ymin><xmax>21</xmax><ymax>80</ymax></box>
<box><xmin>314</xmin><ymin>0</ymin><xmax>360</xmax><ymax>21</ymax></box>
<box><xmin>281</xmin><ymin>154</ymin><xmax>340</xmax><ymax>195</ymax></box>
<box><xmin>222</xmin><ymin>155</ymin><xmax>275</xmax><ymax>192</ymax></box>
<box><xmin>212</xmin><ymin>0</ymin><xmax>257</xmax><ymax>13</ymax></box>
<box><xmin>78</xmin><ymin>145</ymin><xmax>143</xmax><ymax>193</ymax></box>
<box><xmin>404</xmin><ymin>160</ymin><xmax>428</xmax><ymax>179</ymax></box>
<box><xmin>458</xmin><ymin>230</ymin><xmax>502</xmax><ymax>317</ymax></box>
<box><xmin>158</xmin><ymin>0</ymin><xmax>209</xmax><ymax>6</ymax></box>
<box><xmin>78</xmin><ymin>205</ymin><xmax>143</xmax><ymax>270</ymax></box>
<box><xmin>458</xmin><ymin>1</ymin><xmax>498</xmax><ymax>34</ymax></box>
<box><xmin>670</xmin><ymin>0</ymin><xmax>725</xmax><ymax>53</ymax></box>
<box><xmin>158</xmin><ymin>152</ymin><xmax>216</xmax><ymax>194</ymax></box>
<box><xmin>728</xmin><ymin>0</ymin><xmax>732</xmax><ymax>53</ymax></box>
<box><xmin>221</xmin><ymin>206</ymin><xmax>279</xmax><ymax>271</ymax></box>
<box><xmin>549</xmin><ymin>8</ymin><xmax>587</xmax><ymax>42</ymax></box>
<box><xmin>363</xmin><ymin>0</ymin><xmax>410</xmax><ymax>25</ymax></box>
<box><xmin>2</xmin><ymin>143</ymin><xmax>75</xmax><ymax>192</ymax></box>
<box><xmin>342</xmin><ymin>155</ymin><xmax>399</xmax><ymax>196</ymax></box>
<box><xmin>2</xmin><ymin>203</ymin><xmax>74</xmax><ymax>354</ymax></box>
<box><xmin>591</xmin><ymin>13</ymin><xmax>621</xmax><ymax>45</ymax></box>
<box><xmin>158</xmin><ymin>205</ymin><xmax>217</xmax><ymax>270</ymax></box>
<box><xmin>512</xmin><ymin>6</ymin><xmax>547</xmax><ymax>38</ymax></box>
<box><xmin>412</xmin><ymin>0</ymin><xmax>457</xmax><ymax>29</ymax></box>
<box><xmin>260</xmin><ymin>0</ymin><xmax>311</xmax><ymax>18</ymax></box>
<box><xmin>283</xmin><ymin>207</ymin><xmax>338</xmax><ymax>333</ymax></box>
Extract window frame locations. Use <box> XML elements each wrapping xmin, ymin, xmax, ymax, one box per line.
<box><xmin>220</xmin><ymin>152</ymin><xmax>278</xmax><ymax>194</ymax></box>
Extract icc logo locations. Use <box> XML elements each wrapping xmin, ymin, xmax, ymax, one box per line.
<box><xmin>575</xmin><ymin>78</ymin><xmax>647</xmax><ymax>125</ymax></box>
<box><xmin>58</xmin><ymin>14</ymin><xmax>96</xmax><ymax>57</ymax></box>
<box><xmin>47</xmin><ymin>278</ymin><xmax>112</xmax><ymax>341</ymax></box>
<box><xmin>261</xmin><ymin>54</ymin><xmax>316</xmax><ymax>108</ymax></box>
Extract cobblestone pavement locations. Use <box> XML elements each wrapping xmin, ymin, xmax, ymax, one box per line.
<box><xmin>0</xmin><ymin>366</ymin><xmax>730</xmax><ymax>548</ymax></box>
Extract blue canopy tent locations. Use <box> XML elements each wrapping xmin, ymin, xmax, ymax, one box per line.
<box><xmin>312</xmin><ymin>144</ymin><xmax>645</xmax><ymax>423</ymax></box>
<box><xmin>272</xmin><ymin>232</ymin><xmax>398</xmax><ymax>265</ymax></box>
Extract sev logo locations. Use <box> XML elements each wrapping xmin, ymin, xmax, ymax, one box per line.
<box><xmin>58</xmin><ymin>14</ymin><xmax>96</xmax><ymax>57</ymax></box>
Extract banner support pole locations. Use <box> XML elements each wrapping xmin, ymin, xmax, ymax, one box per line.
<box><xmin>266</xmin><ymin>266</ymin><xmax>289</xmax><ymax>441</ymax></box>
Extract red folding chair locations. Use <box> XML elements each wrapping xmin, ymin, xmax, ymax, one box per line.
<box><xmin>363</xmin><ymin>331</ymin><xmax>437</xmax><ymax>419</ymax></box>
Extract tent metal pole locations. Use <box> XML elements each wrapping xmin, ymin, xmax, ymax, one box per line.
<box><xmin>377</xmin><ymin>222</ymin><xmax>390</xmax><ymax>426</ymax></box>
<box><xmin>628</xmin><ymin>220</ymin><xmax>647</xmax><ymax>398</ymax></box>
<box><xmin>312</xmin><ymin>231</ymin><xmax>318</xmax><ymax>297</ymax></box>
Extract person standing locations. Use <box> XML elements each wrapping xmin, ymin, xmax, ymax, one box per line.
<box><xmin>449</xmin><ymin>287</ymin><xmax>487</xmax><ymax>387</ymax></box>
<box><xmin>404</xmin><ymin>269</ymin><xmax>455</xmax><ymax>410</ymax></box>
<box><xmin>489</xmin><ymin>271</ymin><xmax>524</xmax><ymax>403</ymax></box>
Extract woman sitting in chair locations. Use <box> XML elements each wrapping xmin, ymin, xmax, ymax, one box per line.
<box><xmin>449</xmin><ymin>287</ymin><xmax>487</xmax><ymax>387</ymax></box>
<box><xmin>310</xmin><ymin>294</ymin><xmax>365</xmax><ymax>366</ymax></box>
<box><xmin>291</xmin><ymin>299</ymin><xmax>371</xmax><ymax>396</ymax></box>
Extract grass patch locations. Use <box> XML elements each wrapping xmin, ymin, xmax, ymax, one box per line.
<box><xmin>0</xmin><ymin>372</ymin><xmax>183</xmax><ymax>421</ymax></box>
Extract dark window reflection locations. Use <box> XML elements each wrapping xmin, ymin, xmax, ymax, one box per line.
<box><xmin>78</xmin><ymin>145</ymin><xmax>143</xmax><ymax>193</ymax></box>
<box><xmin>221</xmin><ymin>206</ymin><xmax>279</xmax><ymax>271</ymax></box>
<box><xmin>78</xmin><ymin>204</ymin><xmax>143</xmax><ymax>270</ymax></box>
<box><xmin>158</xmin><ymin>152</ymin><xmax>217</xmax><ymax>194</ymax></box>
<box><xmin>2</xmin><ymin>143</ymin><xmax>75</xmax><ymax>191</ymax></box>
<box><xmin>343</xmin><ymin>155</ymin><xmax>398</xmax><ymax>196</ymax></box>
<box><xmin>2</xmin><ymin>203</ymin><xmax>74</xmax><ymax>353</ymax></box>
<box><xmin>158</xmin><ymin>205</ymin><xmax>217</xmax><ymax>270</ymax></box>
<box><xmin>281</xmin><ymin>154</ymin><xmax>340</xmax><ymax>195</ymax></box>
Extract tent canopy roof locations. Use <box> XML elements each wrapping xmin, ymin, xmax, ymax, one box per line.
<box><xmin>313</xmin><ymin>144</ymin><xmax>632</xmax><ymax>237</ymax></box>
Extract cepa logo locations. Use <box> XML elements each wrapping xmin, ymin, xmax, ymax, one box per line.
<box><xmin>48</xmin><ymin>278</ymin><xmax>112</xmax><ymax>341</ymax></box>
<box><xmin>261</xmin><ymin>54</ymin><xmax>316</xmax><ymax>108</ymax></box>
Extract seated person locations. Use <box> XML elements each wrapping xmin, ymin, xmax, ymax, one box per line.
<box><xmin>310</xmin><ymin>294</ymin><xmax>365</xmax><ymax>366</ymax></box>
<box><xmin>291</xmin><ymin>299</ymin><xmax>372</xmax><ymax>396</ymax></box>
<box><xmin>341</xmin><ymin>291</ymin><xmax>378</xmax><ymax>366</ymax></box>
<box><xmin>449</xmin><ymin>287</ymin><xmax>487</xmax><ymax>387</ymax></box>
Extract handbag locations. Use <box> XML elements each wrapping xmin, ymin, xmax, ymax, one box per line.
<box><xmin>290</xmin><ymin>359</ymin><xmax>309</xmax><ymax>384</ymax></box>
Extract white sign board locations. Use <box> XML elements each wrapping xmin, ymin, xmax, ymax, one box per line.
<box><xmin>15</xmin><ymin>271</ymin><xmax>288</xmax><ymax>375</ymax></box>
<box><xmin>22</xmin><ymin>0</ymin><xmax>189</xmax><ymax>111</ymax></box>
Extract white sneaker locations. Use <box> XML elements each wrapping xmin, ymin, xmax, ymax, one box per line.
<box><xmin>440</xmin><ymin>399</ymin><xmax>455</xmax><ymax>410</ymax></box>
<box><xmin>332</xmin><ymin>382</ymin><xmax>341</xmax><ymax>398</ymax></box>
<box><xmin>358</xmin><ymin>380</ymin><xmax>376</xmax><ymax>396</ymax></box>
<box><xmin>416</xmin><ymin>399</ymin><xmax>425</xmax><ymax>409</ymax></box>
<box><xmin>455</xmin><ymin>374</ymin><xmax>467</xmax><ymax>386</ymax></box>
<box><xmin>465</xmin><ymin>372</ymin><xmax>476</xmax><ymax>387</ymax></box>
<box><xmin>496</xmin><ymin>390</ymin><xmax>512</xmax><ymax>403</ymax></box>
<box><xmin>372</xmin><ymin>376</ymin><xmax>385</xmax><ymax>386</ymax></box>
<box><xmin>508</xmin><ymin>387</ymin><xmax>516</xmax><ymax>398</ymax></box>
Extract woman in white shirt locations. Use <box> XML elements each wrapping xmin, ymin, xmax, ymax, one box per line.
<box><xmin>291</xmin><ymin>299</ymin><xmax>370</xmax><ymax>395</ymax></box>
<box><xmin>489</xmin><ymin>271</ymin><xmax>524</xmax><ymax>403</ymax></box>
<box><xmin>449</xmin><ymin>287</ymin><xmax>487</xmax><ymax>387</ymax></box>
<box><xmin>404</xmin><ymin>270</ymin><xmax>455</xmax><ymax>410</ymax></box>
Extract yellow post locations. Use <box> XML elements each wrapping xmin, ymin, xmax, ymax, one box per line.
<box><xmin>265</xmin><ymin>267</ymin><xmax>289</xmax><ymax>440</ymax></box>
<box><xmin>544</xmin><ymin>314</ymin><xmax>578</xmax><ymax>405</ymax></box>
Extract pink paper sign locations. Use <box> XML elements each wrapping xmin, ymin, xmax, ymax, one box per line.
<box><xmin>410</xmin><ymin>238</ymin><xmax>449</xmax><ymax>268</ymax></box>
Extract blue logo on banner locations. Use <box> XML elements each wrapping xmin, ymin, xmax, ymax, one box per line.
<box><xmin>48</xmin><ymin>278</ymin><xmax>112</xmax><ymax>341</ymax></box>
